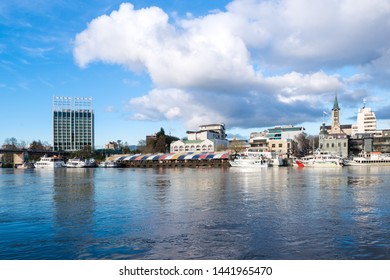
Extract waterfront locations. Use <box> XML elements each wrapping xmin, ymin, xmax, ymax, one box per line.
<box><xmin>0</xmin><ymin>167</ymin><xmax>390</xmax><ymax>260</ymax></box>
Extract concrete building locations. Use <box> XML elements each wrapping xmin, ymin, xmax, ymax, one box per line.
<box><xmin>351</xmin><ymin>102</ymin><xmax>377</xmax><ymax>136</ymax></box>
<box><xmin>53</xmin><ymin>96</ymin><xmax>94</xmax><ymax>152</ymax></box>
<box><xmin>319</xmin><ymin>96</ymin><xmax>349</xmax><ymax>158</ymax></box>
<box><xmin>268</xmin><ymin>139</ymin><xmax>294</xmax><ymax>156</ymax></box>
<box><xmin>248</xmin><ymin>125</ymin><xmax>302</xmax><ymax>156</ymax></box>
<box><xmin>170</xmin><ymin>123</ymin><xmax>229</xmax><ymax>152</ymax></box>
<box><xmin>266</xmin><ymin>125</ymin><xmax>306</xmax><ymax>140</ymax></box>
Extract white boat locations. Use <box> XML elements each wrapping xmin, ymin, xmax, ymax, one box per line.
<box><xmin>344</xmin><ymin>152</ymin><xmax>390</xmax><ymax>166</ymax></box>
<box><xmin>296</xmin><ymin>151</ymin><xmax>344</xmax><ymax>168</ymax></box>
<box><xmin>98</xmin><ymin>161</ymin><xmax>119</xmax><ymax>168</ymax></box>
<box><xmin>65</xmin><ymin>158</ymin><xmax>97</xmax><ymax>168</ymax></box>
<box><xmin>229</xmin><ymin>156</ymin><xmax>269</xmax><ymax>168</ymax></box>
<box><xmin>15</xmin><ymin>162</ymin><xmax>35</xmax><ymax>169</ymax></box>
<box><xmin>234</xmin><ymin>148</ymin><xmax>284</xmax><ymax>167</ymax></box>
<box><xmin>34</xmin><ymin>155</ymin><xmax>65</xmax><ymax>168</ymax></box>
<box><xmin>245</xmin><ymin>151</ymin><xmax>283</xmax><ymax>166</ymax></box>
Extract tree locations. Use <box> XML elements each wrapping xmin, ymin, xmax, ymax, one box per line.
<box><xmin>29</xmin><ymin>140</ymin><xmax>45</xmax><ymax>150</ymax></box>
<box><xmin>79</xmin><ymin>145</ymin><xmax>94</xmax><ymax>158</ymax></box>
<box><xmin>155</xmin><ymin>134</ymin><xmax>166</xmax><ymax>153</ymax></box>
<box><xmin>229</xmin><ymin>138</ymin><xmax>247</xmax><ymax>158</ymax></box>
<box><xmin>294</xmin><ymin>133</ymin><xmax>310</xmax><ymax>157</ymax></box>
<box><xmin>3</xmin><ymin>137</ymin><xmax>18</xmax><ymax>149</ymax></box>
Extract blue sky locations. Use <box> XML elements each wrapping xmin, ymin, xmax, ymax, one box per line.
<box><xmin>1</xmin><ymin>0</ymin><xmax>390</xmax><ymax>148</ymax></box>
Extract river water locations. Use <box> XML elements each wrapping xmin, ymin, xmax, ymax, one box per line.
<box><xmin>0</xmin><ymin>166</ymin><xmax>389</xmax><ymax>260</ymax></box>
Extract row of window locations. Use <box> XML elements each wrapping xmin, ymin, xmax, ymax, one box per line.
<box><xmin>172</xmin><ymin>145</ymin><xmax>214</xmax><ymax>152</ymax></box>
<box><xmin>325</xmin><ymin>142</ymin><xmax>347</xmax><ymax>148</ymax></box>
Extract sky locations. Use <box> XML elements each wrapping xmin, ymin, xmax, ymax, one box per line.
<box><xmin>1</xmin><ymin>0</ymin><xmax>390</xmax><ymax>148</ymax></box>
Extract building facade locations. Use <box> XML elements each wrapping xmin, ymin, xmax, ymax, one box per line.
<box><xmin>53</xmin><ymin>97</ymin><xmax>94</xmax><ymax>152</ymax></box>
<box><xmin>266</xmin><ymin>125</ymin><xmax>305</xmax><ymax>140</ymax></box>
<box><xmin>319</xmin><ymin>96</ymin><xmax>349</xmax><ymax>158</ymax></box>
<box><xmin>351</xmin><ymin>104</ymin><xmax>377</xmax><ymax>136</ymax></box>
<box><xmin>171</xmin><ymin>123</ymin><xmax>229</xmax><ymax>153</ymax></box>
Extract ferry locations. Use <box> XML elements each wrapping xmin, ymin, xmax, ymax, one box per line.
<box><xmin>65</xmin><ymin>158</ymin><xmax>97</xmax><ymax>168</ymax></box>
<box><xmin>98</xmin><ymin>161</ymin><xmax>119</xmax><ymax>168</ymax></box>
<box><xmin>229</xmin><ymin>154</ymin><xmax>269</xmax><ymax>168</ymax></box>
<box><xmin>296</xmin><ymin>151</ymin><xmax>344</xmax><ymax>168</ymax></box>
<box><xmin>246</xmin><ymin>149</ymin><xmax>284</xmax><ymax>166</ymax></box>
<box><xmin>344</xmin><ymin>152</ymin><xmax>390</xmax><ymax>166</ymax></box>
<box><xmin>34</xmin><ymin>155</ymin><xmax>65</xmax><ymax>168</ymax></box>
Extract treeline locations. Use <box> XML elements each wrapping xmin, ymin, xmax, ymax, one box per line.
<box><xmin>2</xmin><ymin>137</ymin><xmax>51</xmax><ymax>150</ymax></box>
<box><xmin>139</xmin><ymin>128</ymin><xmax>179</xmax><ymax>154</ymax></box>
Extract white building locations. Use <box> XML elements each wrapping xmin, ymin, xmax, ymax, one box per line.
<box><xmin>351</xmin><ymin>105</ymin><xmax>377</xmax><ymax>136</ymax></box>
<box><xmin>170</xmin><ymin>123</ymin><xmax>229</xmax><ymax>152</ymax></box>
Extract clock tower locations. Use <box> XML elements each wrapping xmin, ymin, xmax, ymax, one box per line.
<box><xmin>330</xmin><ymin>95</ymin><xmax>341</xmax><ymax>134</ymax></box>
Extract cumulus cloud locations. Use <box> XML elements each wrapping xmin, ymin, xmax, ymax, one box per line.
<box><xmin>73</xmin><ymin>0</ymin><xmax>390</xmax><ymax>130</ymax></box>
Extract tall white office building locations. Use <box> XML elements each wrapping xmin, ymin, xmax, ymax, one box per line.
<box><xmin>52</xmin><ymin>97</ymin><xmax>94</xmax><ymax>151</ymax></box>
<box><xmin>352</xmin><ymin>102</ymin><xmax>377</xmax><ymax>136</ymax></box>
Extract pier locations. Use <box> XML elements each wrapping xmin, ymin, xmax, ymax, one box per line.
<box><xmin>111</xmin><ymin>152</ymin><xmax>231</xmax><ymax>168</ymax></box>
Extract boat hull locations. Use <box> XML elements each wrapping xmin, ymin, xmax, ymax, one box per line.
<box><xmin>229</xmin><ymin>159</ymin><xmax>269</xmax><ymax>168</ymax></box>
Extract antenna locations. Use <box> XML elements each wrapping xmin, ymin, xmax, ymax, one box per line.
<box><xmin>363</xmin><ymin>98</ymin><xmax>367</xmax><ymax>108</ymax></box>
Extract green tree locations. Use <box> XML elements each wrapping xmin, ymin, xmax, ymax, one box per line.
<box><xmin>155</xmin><ymin>134</ymin><xmax>166</xmax><ymax>153</ymax></box>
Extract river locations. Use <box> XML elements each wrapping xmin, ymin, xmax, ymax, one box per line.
<box><xmin>0</xmin><ymin>166</ymin><xmax>389</xmax><ymax>259</ymax></box>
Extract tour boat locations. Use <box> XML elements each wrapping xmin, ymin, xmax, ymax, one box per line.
<box><xmin>65</xmin><ymin>158</ymin><xmax>97</xmax><ymax>168</ymax></box>
<box><xmin>344</xmin><ymin>152</ymin><xmax>390</xmax><ymax>166</ymax></box>
<box><xmin>98</xmin><ymin>161</ymin><xmax>119</xmax><ymax>168</ymax></box>
<box><xmin>246</xmin><ymin>150</ymin><xmax>284</xmax><ymax>167</ymax></box>
<box><xmin>34</xmin><ymin>155</ymin><xmax>65</xmax><ymax>168</ymax></box>
<box><xmin>296</xmin><ymin>151</ymin><xmax>344</xmax><ymax>168</ymax></box>
<box><xmin>229</xmin><ymin>156</ymin><xmax>269</xmax><ymax>168</ymax></box>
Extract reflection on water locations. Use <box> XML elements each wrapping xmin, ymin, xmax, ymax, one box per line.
<box><xmin>0</xmin><ymin>166</ymin><xmax>390</xmax><ymax>259</ymax></box>
<box><xmin>53</xmin><ymin>168</ymin><xmax>96</xmax><ymax>259</ymax></box>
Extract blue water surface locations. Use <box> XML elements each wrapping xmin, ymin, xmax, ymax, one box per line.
<box><xmin>1</xmin><ymin>166</ymin><xmax>389</xmax><ymax>259</ymax></box>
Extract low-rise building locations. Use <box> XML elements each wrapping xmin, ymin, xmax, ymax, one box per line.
<box><xmin>170</xmin><ymin>123</ymin><xmax>229</xmax><ymax>153</ymax></box>
<box><xmin>249</xmin><ymin>125</ymin><xmax>303</xmax><ymax>157</ymax></box>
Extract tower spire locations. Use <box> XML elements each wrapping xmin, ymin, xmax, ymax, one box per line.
<box><xmin>333</xmin><ymin>95</ymin><xmax>340</xmax><ymax>111</ymax></box>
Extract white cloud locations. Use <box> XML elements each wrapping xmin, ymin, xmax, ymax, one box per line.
<box><xmin>127</xmin><ymin>88</ymin><xmax>225</xmax><ymax>129</ymax></box>
<box><xmin>104</xmin><ymin>106</ymin><xmax>116</xmax><ymax>113</ymax></box>
<box><xmin>73</xmin><ymin>0</ymin><xmax>390</xmax><ymax>130</ymax></box>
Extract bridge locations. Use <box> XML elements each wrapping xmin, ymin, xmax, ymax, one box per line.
<box><xmin>0</xmin><ymin>149</ymin><xmax>70</xmax><ymax>166</ymax></box>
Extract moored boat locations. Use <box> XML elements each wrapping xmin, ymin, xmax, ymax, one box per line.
<box><xmin>229</xmin><ymin>156</ymin><xmax>269</xmax><ymax>168</ymax></box>
<box><xmin>65</xmin><ymin>158</ymin><xmax>97</xmax><ymax>168</ymax></box>
<box><xmin>296</xmin><ymin>151</ymin><xmax>344</xmax><ymax>168</ymax></box>
<box><xmin>15</xmin><ymin>162</ymin><xmax>35</xmax><ymax>169</ymax></box>
<box><xmin>34</xmin><ymin>155</ymin><xmax>65</xmax><ymax>168</ymax></box>
<box><xmin>98</xmin><ymin>161</ymin><xmax>119</xmax><ymax>168</ymax></box>
<box><xmin>344</xmin><ymin>152</ymin><xmax>390</xmax><ymax>166</ymax></box>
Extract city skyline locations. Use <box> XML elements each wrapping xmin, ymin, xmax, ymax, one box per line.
<box><xmin>2</xmin><ymin>0</ymin><xmax>390</xmax><ymax>147</ymax></box>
